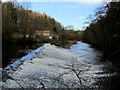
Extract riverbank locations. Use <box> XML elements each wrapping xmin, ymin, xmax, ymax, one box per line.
<box><xmin>3</xmin><ymin>37</ymin><xmax>77</xmax><ymax>48</ymax></box>
<box><xmin>103</xmin><ymin>50</ymin><xmax>120</xmax><ymax>71</ymax></box>
<box><xmin>50</xmin><ymin>40</ymin><xmax>77</xmax><ymax>48</ymax></box>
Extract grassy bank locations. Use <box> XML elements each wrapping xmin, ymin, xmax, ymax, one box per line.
<box><xmin>50</xmin><ymin>40</ymin><xmax>77</xmax><ymax>48</ymax></box>
<box><xmin>3</xmin><ymin>37</ymin><xmax>77</xmax><ymax>49</ymax></box>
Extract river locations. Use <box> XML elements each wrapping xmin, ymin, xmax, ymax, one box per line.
<box><xmin>69</xmin><ymin>41</ymin><xmax>120</xmax><ymax>89</ymax></box>
<box><xmin>2</xmin><ymin>41</ymin><xmax>120</xmax><ymax>89</ymax></box>
<box><xmin>2</xmin><ymin>43</ymin><xmax>43</xmax><ymax>68</ymax></box>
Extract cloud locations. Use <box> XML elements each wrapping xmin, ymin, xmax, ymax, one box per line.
<box><xmin>54</xmin><ymin>17</ymin><xmax>58</xmax><ymax>20</ymax></box>
<box><xmin>75</xmin><ymin>0</ymin><xmax>112</xmax><ymax>3</ymax></box>
<box><xmin>67</xmin><ymin>5</ymin><xmax>79</xmax><ymax>9</ymax></box>
<box><xmin>74</xmin><ymin>0</ymin><xmax>112</xmax><ymax>5</ymax></box>
<box><xmin>78</xmin><ymin>16</ymin><xmax>85</xmax><ymax>19</ymax></box>
<box><xmin>1</xmin><ymin>0</ymin><xmax>113</xmax><ymax>2</ymax></box>
<box><xmin>76</xmin><ymin>0</ymin><xmax>106</xmax><ymax>2</ymax></box>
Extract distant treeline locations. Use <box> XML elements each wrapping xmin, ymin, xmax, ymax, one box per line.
<box><xmin>2</xmin><ymin>2</ymin><xmax>83</xmax><ymax>46</ymax></box>
<box><xmin>81</xmin><ymin>2</ymin><xmax>120</xmax><ymax>61</ymax></box>
<box><xmin>2</xmin><ymin>2</ymin><xmax>62</xmax><ymax>42</ymax></box>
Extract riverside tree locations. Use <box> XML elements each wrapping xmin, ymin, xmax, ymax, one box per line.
<box><xmin>2</xmin><ymin>1</ymin><xmax>63</xmax><ymax>43</ymax></box>
<box><xmin>81</xmin><ymin>1</ymin><xmax>120</xmax><ymax>61</ymax></box>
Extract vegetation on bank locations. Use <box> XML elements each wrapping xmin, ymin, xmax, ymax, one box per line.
<box><xmin>51</xmin><ymin>40</ymin><xmax>77</xmax><ymax>48</ymax></box>
<box><xmin>2</xmin><ymin>1</ymin><xmax>83</xmax><ymax>47</ymax></box>
<box><xmin>81</xmin><ymin>1</ymin><xmax>120</xmax><ymax>63</ymax></box>
<box><xmin>2</xmin><ymin>2</ymin><xmax>62</xmax><ymax>43</ymax></box>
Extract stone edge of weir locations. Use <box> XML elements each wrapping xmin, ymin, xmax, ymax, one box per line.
<box><xmin>4</xmin><ymin>44</ymin><xmax>45</xmax><ymax>70</ymax></box>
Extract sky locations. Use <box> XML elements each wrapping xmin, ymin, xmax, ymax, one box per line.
<box><xmin>2</xmin><ymin>0</ymin><xmax>111</xmax><ymax>30</ymax></box>
<box><xmin>30</xmin><ymin>2</ymin><xmax>103</xmax><ymax>30</ymax></box>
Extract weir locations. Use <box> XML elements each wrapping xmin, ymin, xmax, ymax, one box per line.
<box><xmin>5</xmin><ymin>46</ymin><xmax>44</xmax><ymax>70</ymax></box>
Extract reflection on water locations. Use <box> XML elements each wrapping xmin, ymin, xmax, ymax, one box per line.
<box><xmin>69</xmin><ymin>41</ymin><xmax>120</xmax><ymax>89</ymax></box>
<box><xmin>2</xmin><ymin>43</ymin><xmax>42</xmax><ymax>68</ymax></box>
<box><xmin>2</xmin><ymin>41</ymin><xmax>120</xmax><ymax>89</ymax></box>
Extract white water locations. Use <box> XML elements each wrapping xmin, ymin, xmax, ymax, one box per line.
<box><xmin>1</xmin><ymin>41</ymin><xmax>115</xmax><ymax>88</ymax></box>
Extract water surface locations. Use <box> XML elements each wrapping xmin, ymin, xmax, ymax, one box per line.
<box><xmin>69</xmin><ymin>41</ymin><xmax>119</xmax><ymax>89</ymax></box>
<box><xmin>2</xmin><ymin>41</ymin><xmax>120</xmax><ymax>89</ymax></box>
<box><xmin>2</xmin><ymin>43</ymin><xmax>42</xmax><ymax>68</ymax></box>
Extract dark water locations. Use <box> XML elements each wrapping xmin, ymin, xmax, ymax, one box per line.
<box><xmin>2</xmin><ymin>43</ymin><xmax>43</xmax><ymax>68</ymax></box>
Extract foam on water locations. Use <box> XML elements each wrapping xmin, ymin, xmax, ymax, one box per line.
<box><xmin>1</xmin><ymin>42</ymin><xmax>115</xmax><ymax>88</ymax></box>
